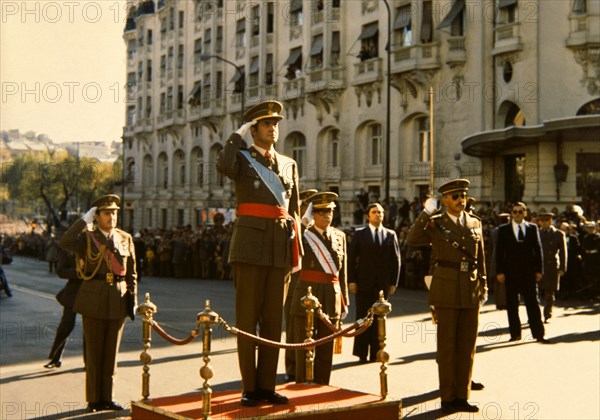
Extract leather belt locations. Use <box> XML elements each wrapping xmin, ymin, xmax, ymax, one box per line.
<box><xmin>436</xmin><ymin>260</ymin><xmax>472</xmax><ymax>272</ymax></box>
<box><xmin>92</xmin><ymin>274</ymin><xmax>125</xmax><ymax>284</ymax></box>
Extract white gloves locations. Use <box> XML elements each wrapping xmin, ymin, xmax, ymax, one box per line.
<box><xmin>301</xmin><ymin>202</ymin><xmax>314</xmax><ymax>226</ymax></box>
<box><xmin>424</xmin><ymin>197</ymin><xmax>438</xmax><ymax>215</ymax></box>
<box><xmin>236</xmin><ymin>120</ymin><xmax>257</xmax><ymax>137</ymax></box>
<box><xmin>82</xmin><ymin>206</ymin><xmax>97</xmax><ymax>224</ymax></box>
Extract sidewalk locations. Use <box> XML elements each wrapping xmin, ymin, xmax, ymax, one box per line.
<box><xmin>1</xmin><ymin>257</ymin><xmax>599</xmax><ymax>419</ymax></box>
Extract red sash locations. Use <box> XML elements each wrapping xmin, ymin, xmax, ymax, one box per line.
<box><xmin>236</xmin><ymin>203</ymin><xmax>300</xmax><ymax>269</ymax></box>
<box><xmin>88</xmin><ymin>232</ymin><xmax>126</xmax><ymax>276</ymax></box>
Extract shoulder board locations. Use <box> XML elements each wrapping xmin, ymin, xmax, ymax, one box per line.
<box><xmin>469</xmin><ymin>213</ymin><xmax>482</xmax><ymax>221</ymax></box>
<box><xmin>115</xmin><ymin>228</ymin><xmax>130</xmax><ymax>237</ymax></box>
<box><xmin>430</xmin><ymin>214</ymin><xmax>442</xmax><ymax>220</ymax></box>
<box><xmin>355</xmin><ymin>226</ymin><xmax>369</xmax><ymax>232</ymax></box>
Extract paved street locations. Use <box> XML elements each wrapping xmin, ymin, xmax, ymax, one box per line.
<box><xmin>1</xmin><ymin>256</ymin><xmax>599</xmax><ymax>419</ymax></box>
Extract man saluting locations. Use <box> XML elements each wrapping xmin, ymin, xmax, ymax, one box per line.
<box><xmin>59</xmin><ymin>194</ymin><xmax>137</xmax><ymax>413</ymax></box>
<box><xmin>407</xmin><ymin>179</ymin><xmax>487</xmax><ymax>414</ymax></box>
<box><xmin>217</xmin><ymin>100</ymin><xmax>302</xmax><ymax>407</ymax></box>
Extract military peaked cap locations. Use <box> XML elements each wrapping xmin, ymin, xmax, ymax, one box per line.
<box><xmin>307</xmin><ymin>192</ymin><xmax>338</xmax><ymax>209</ymax></box>
<box><xmin>92</xmin><ymin>194</ymin><xmax>121</xmax><ymax>211</ymax></box>
<box><xmin>243</xmin><ymin>100</ymin><xmax>285</xmax><ymax>122</ymax></box>
<box><xmin>299</xmin><ymin>189</ymin><xmax>318</xmax><ymax>202</ymax></box>
<box><xmin>538</xmin><ymin>212</ymin><xmax>555</xmax><ymax>219</ymax></box>
<box><xmin>438</xmin><ymin>178</ymin><xmax>470</xmax><ymax>195</ymax></box>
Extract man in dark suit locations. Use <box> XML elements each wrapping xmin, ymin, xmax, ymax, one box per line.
<box><xmin>59</xmin><ymin>194</ymin><xmax>137</xmax><ymax>413</ymax></box>
<box><xmin>537</xmin><ymin>212</ymin><xmax>567</xmax><ymax>322</ymax></box>
<box><xmin>348</xmin><ymin>202</ymin><xmax>400</xmax><ymax>363</ymax></box>
<box><xmin>44</xmin><ymin>245</ymin><xmax>82</xmax><ymax>369</ymax></box>
<box><xmin>496</xmin><ymin>202</ymin><xmax>547</xmax><ymax>343</ymax></box>
<box><xmin>216</xmin><ymin>100</ymin><xmax>302</xmax><ymax>407</ymax></box>
<box><xmin>291</xmin><ymin>192</ymin><xmax>349</xmax><ymax>384</ymax></box>
<box><xmin>407</xmin><ymin>179</ymin><xmax>487</xmax><ymax>414</ymax></box>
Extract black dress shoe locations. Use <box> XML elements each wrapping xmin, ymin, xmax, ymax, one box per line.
<box><xmin>284</xmin><ymin>374</ymin><xmax>295</xmax><ymax>383</ymax></box>
<box><xmin>441</xmin><ymin>401</ymin><xmax>458</xmax><ymax>414</ymax></box>
<box><xmin>240</xmin><ymin>391</ymin><xmax>260</xmax><ymax>407</ymax></box>
<box><xmin>509</xmin><ymin>336</ymin><xmax>521</xmax><ymax>342</ymax></box>
<box><xmin>257</xmin><ymin>389</ymin><xmax>289</xmax><ymax>404</ymax></box>
<box><xmin>104</xmin><ymin>401</ymin><xmax>124</xmax><ymax>411</ymax></box>
<box><xmin>453</xmin><ymin>399</ymin><xmax>479</xmax><ymax>413</ymax></box>
<box><xmin>86</xmin><ymin>402</ymin><xmax>103</xmax><ymax>412</ymax></box>
<box><xmin>537</xmin><ymin>337</ymin><xmax>552</xmax><ymax>344</ymax></box>
<box><xmin>358</xmin><ymin>357</ymin><xmax>368</xmax><ymax>364</ymax></box>
<box><xmin>471</xmin><ymin>380</ymin><xmax>485</xmax><ymax>391</ymax></box>
<box><xmin>43</xmin><ymin>361</ymin><xmax>61</xmax><ymax>369</ymax></box>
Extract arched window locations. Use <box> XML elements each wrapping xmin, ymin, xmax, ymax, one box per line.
<box><xmin>368</xmin><ymin>123</ymin><xmax>382</xmax><ymax>166</ymax></box>
<box><xmin>416</xmin><ymin>117</ymin><xmax>430</xmax><ymax>162</ymax></box>
<box><xmin>142</xmin><ymin>154</ymin><xmax>153</xmax><ymax>188</ymax></box>
<box><xmin>577</xmin><ymin>98</ymin><xmax>600</xmax><ymax>115</ymax></box>
<box><xmin>505</xmin><ymin>103</ymin><xmax>526</xmax><ymax>127</ymax></box>
<box><xmin>157</xmin><ymin>152</ymin><xmax>168</xmax><ymax>189</ymax></box>
<box><xmin>288</xmin><ymin>133</ymin><xmax>306</xmax><ymax>177</ymax></box>
<box><xmin>209</xmin><ymin>144</ymin><xmax>223</xmax><ymax>186</ymax></box>
<box><xmin>126</xmin><ymin>159</ymin><xmax>136</xmax><ymax>190</ymax></box>
<box><xmin>191</xmin><ymin>146</ymin><xmax>204</xmax><ymax>186</ymax></box>
<box><xmin>173</xmin><ymin>149</ymin><xmax>185</xmax><ymax>186</ymax></box>
<box><xmin>329</xmin><ymin>129</ymin><xmax>340</xmax><ymax>167</ymax></box>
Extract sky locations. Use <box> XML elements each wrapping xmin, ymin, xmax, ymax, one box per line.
<box><xmin>1</xmin><ymin>1</ymin><xmax>129</xmax><ymax>143</ymax></box>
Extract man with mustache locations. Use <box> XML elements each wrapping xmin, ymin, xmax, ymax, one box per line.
<box><xmin>407</xmin><ymin>179</ymin><xmax>487</xmax><ymax>414</ymax></box>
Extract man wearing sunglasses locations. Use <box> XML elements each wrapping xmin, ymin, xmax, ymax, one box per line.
<box><xmin>496</xmin><ymin>202</ymin><xmax>547</xmax><ymax>343</ymax></box>
<box><xmin>407</xmin><ymin>179</ymin><xmax>487</xmax><ymax>414</ymax></box>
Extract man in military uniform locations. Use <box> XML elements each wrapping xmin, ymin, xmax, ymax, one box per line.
<box><xmin>59</xmin><ymin>194</ymin><xmax>137</xmax><ymax>412</ymax></box>
<box><xmin>216</xmin><ymin>100</ymin><xmax>302</xmax><ymax>407</ymax></box>
<box><xmin>537</xmin><ymin>212</ymin><xmax>567</xmax><ymax>322</ymax></box>
<box><xmin>290</xmin><ymin>192</ymin><xmax>349</xmax><ymax>385</ymax></box>
<box><xmin>407</xmin><ymin>179</ymin><xmax>486</xmax><ymax>414</ymax></box>
<box><xmin>284</xmin><ymin>188</ymin><xmax>317</xmax><ymax>383</ymax></box>
<box><xmin>581</xmin><ymin>221</ymin><xmax>600</xmax><ymax>300</ymax></box>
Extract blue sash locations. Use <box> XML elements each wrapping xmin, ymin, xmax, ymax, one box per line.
<box><xmin>240</xmin><ymin>150</ymin><xmax>289</xmax><ymax>209</ymax></box>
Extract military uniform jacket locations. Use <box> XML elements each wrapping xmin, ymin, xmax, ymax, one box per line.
<box><xmin>59</xmin><ymin>219</ymin><xmax>137</xmax><ymax>321</ymax></box>
<box><xmin>216</xmin><ymin>133</ymin><xmax>303</xmax><ymax>268</ymax></box>
<box><xmin>407</xmin><ymin>211</ymin><xmax>487</xmax><ymax>308</ymax></box>
<box><xmin>55</xmin><ymin>247</ymin><xmax>81</xmax><ymax>308</ymax></box>
<box><xmin>291</xmin><ymin>226</ymin><xmax>349</xmax><ymax>319</ymax></box>
<box><xmin>539</xmin><ymin>225</ymin><xmax>567</xmax><ymax>292</ymax></box>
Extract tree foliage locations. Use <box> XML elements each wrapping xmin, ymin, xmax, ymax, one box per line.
<box><xmin>2</xmin><ymin>151</ymin><xmax>119</xmax><ymax>227</ymax></box>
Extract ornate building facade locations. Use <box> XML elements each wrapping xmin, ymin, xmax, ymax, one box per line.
<box><xmin>121</xmin><ymin>0</ymin><xmax>599</xmax><ymax>231</ymax></box>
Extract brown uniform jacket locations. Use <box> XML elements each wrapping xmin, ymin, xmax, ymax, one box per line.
<box><xmin>539</xmin><ymin>225</ymin><xmax>567</xmax><ymax>292</ymax></box>
<box><xmin>291</xmin><ymin>226</ymin><xmax>349</xmax><ymax>319</ymax></box>
<box><xmin>407</xmin><ymin>211</ymin><xmax>487</xmax><ymax>308</ymax></box>
<box><xmin>216</xmin><ymin>133</ymin><xmax>303</xmax><ymax>267</ymax></box>
<box><xmin>59</xmin><ymin>219</ymin><xmax>137</xmax><ymax>320</ymax></box>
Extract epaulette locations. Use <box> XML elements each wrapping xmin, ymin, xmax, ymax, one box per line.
<box><xmin>468</xmin><ymin>212</ymin><xmax>482</xmax><ymax>221</ymax></box>
<box><xmin>430</xmin><ymin>213</ymin><xmax>442</xmax><ymax>220</ymax></box>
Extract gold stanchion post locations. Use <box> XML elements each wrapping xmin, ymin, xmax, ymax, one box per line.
<box><xmin>372</xmin><ymin>290</ymin><xmax>392</xmax><ymax>399</ymax></box>
<box><xmin>138</xmin><ymin>292</ymin><xmax>157</xmax><ymax>400</ymax></box>
<box><xmin>301</xmin><ymin>287</ymin><xmax>320</xmax><ymax>383</ymax></box>
<box><xmin>197</xmin><ymin>299</ymin><xmax>220</xmax><ymax>420</ymax></box>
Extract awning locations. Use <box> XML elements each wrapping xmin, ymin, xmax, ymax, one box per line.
<box><xmin>437</xmin><ymin>0</ymin><xmax>465</xmax><ymax>29</ymax></box>
<box><xmin>188</xmin><ymin>82</ymin><xmax>202</xmax><ymax>104</ymax></box>
<box><xmin>290</xmin><ymin>0</ymin><xmax>302</xmax><ymax>12</ymax></box>
<box><xmin>498</xmin><ymin>0</ymin><xmax>517</xmax><ymax>8</ymax></box>
<box><xmin>358</xmin><ymin>22</ymin><xmax>379</xmax><ymax>40</ymax></box>
<box><xmin>283</xmin><ymin>48</ymin><xmax>302</xmax><ymax>66</ymax></box>
<box><xmin>249</xmin><ymin>56</ymin><xmax>259</xmax><ymax>74</ymax></box>
<box><xmin>310</xmin><ymin>35</ymin><xmax>323</xmax><ymax>56</ymax></box>
<box><xmin>461</xmin><ymin>115</ymin><xmax>600</xmax><ymax>157</ymax></box>
<box><xmin>230</xmin><ymin>70</ymin><xmax>244</xmax><ymax>84</ymax></box>
<box><xmin>394</xmin><ymin>7</ymin><xmax>411</xmax><ymax>30</ymax></box>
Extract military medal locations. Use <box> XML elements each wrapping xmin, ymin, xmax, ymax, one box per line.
<box><xmin>253</xmin><ymin>179</ymin><xmax>260</xmax><ymax>189</ymax></box>
<box><xmin>106</xmin><ymin>273</ymin><xmax>114</xmax><ymax>284</ymax></box>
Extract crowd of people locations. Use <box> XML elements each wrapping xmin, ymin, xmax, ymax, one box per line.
<box><xmin>2</xmin><ymin>198</ymin><xmax>599</xmax><ymax>302</ymax></box>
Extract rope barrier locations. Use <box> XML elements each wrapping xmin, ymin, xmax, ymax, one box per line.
<box><xmin>150</xmin><ymin>319</ymin><xmax>199</xmax><ymax>345</ymax></box>
<box><xmin>317</xmin><ymin>307</ymin><xmax>375</xmax><ymax>337</ymax></box>
<box><xmin>219</xmin><ymin>315</ymin><xmax>373</xmax><ymax>349</ymax></box>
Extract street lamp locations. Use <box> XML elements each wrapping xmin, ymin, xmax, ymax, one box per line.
<box><xmin>382</xmin><ymin>0</ymin><xmax>392</xmax><ymax>201</ymax></box>
<box><xmin>199</xmin><ymin>53</ymin><xmax>245</xmax><ymax>116</ymax></box>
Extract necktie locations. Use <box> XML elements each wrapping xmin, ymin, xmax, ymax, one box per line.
<box><xmin>264</xmin><ymin>151</ymin><xmax>274</xmax><ymax>167</ymax></box>
<box><xmin>374</xmin><ymin>227</ymin><xmax>381</xmax><ymax>246</ymax></box>
<box><xmin>518</xmin><ymin>225</ymin><xmax>525</xmax><ymax>241</ymax></box>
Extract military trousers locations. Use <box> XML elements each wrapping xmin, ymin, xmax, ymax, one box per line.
<box><xmin>435</xmin><ymin>306</ymin><xmax>479</xmax><ymax>402</ymax></box>
<box><xmin>233</xmin><ymin>262</ymin><xmax>290</xmax><ymax>393</ymax></box>
<box><xmin>82</xmin><ymin>316</ymin><xmax>125</xmax><ymax>403</ymax></box>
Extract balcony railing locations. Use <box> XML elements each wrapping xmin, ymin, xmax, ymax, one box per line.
<box><xmin>391</xmin><ymin>43</ymin><xmax>441</xmax><ymax>73</ymax></box>
<box><xmin>353</xmin><ymin>57</ymin><xmax>383</xmax><ymax>86</ymax></box>
<box><xmin>282</xmin><ymin>77</ymin><xmax>305</xmax><ymax>100</ymax></box>
<box><xmin>492</xmin><ymin>22</ymin><xmax>522</xmax><ymax>55</ymax></box>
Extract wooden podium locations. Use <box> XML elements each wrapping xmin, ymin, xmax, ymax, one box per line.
<box><xmin>131</xmin><ymin>383</ymin><xmax>401</xmax><ymax>419</ymax></box>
